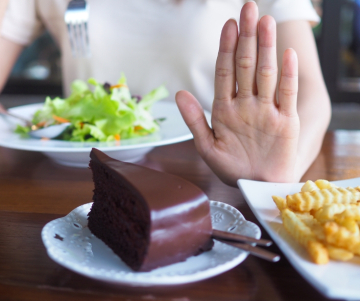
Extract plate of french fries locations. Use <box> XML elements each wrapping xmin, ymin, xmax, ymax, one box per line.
<box><xmin>238</xmin><ymin>177</ymin><xmax>360</xmax><ymax>300</ymax></box>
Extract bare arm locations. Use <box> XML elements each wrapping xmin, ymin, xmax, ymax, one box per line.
<box><xmin>0</xmin><ymin>0</ymin><xmax>24</xmax><ymax>93</ymax></box>
<box><xmin>0</xmin><ymin>37</ymin><xmax>24</xmax><ymax>93</ymax></box>
<box><xmin>277</xmin><ymin>21</ymin><xmax>331</xmax><ymax>181</ymax></box>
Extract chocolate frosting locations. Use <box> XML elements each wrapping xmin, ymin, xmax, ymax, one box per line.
<box><xmin>88</xmin><ymin>148</ymin><xmax>213</xmax><ymax>271</ymax></box>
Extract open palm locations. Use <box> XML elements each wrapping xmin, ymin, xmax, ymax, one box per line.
<box><xmin>176</xmin><ymin>2</ymin><xmax>300</xmax><ymax>186</ymax></box>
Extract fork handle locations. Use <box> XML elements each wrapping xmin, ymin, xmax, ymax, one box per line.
<box><xmin>217</xmin><ymin>239</ymin><xmax>281</xmax><ymax>262</ymax></box>
<box><xmin>0</xmin><ymin>103</ymin><xmax>32</xmax><ymax>126</ymax></box>
<box><xmin>212</xmin><ymin>229</ymin><xmax>273</xmax><ymax>246</ymax></box>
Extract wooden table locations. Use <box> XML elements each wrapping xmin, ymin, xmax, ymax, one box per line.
<box><xmin>1</xmin><ymin>130</ymin><xmax>360</xmax><ymax>301</ymax></box>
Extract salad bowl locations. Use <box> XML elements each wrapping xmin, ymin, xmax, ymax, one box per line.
<box><xmin>0</xmin><ymin>101</ymin><xmax>208</xmax><ymax>167</ymax></box>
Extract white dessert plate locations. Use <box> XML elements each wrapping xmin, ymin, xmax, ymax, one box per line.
<box><xmin>41</xmin><ymin>201</ymin><xmax>261</xmax><ymax>286</ymax></box>
<box><xmin>238</xmin><ymin>177</ymin><xmax>360</xmax><ymax>300</ymax></box>
<box><xmin>0</xmin><ymin>102</ymin><xmax>210</xmax><ymax>167</ymax></box>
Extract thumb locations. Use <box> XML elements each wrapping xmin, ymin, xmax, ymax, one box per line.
<box><xmin>175</xmin><ymin>90</ymin><xmax>214</xmax><ymax>152</ymax></box>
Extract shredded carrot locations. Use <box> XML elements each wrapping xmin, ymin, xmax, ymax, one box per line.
<box><xmin>134</xmin><ymin>126</ymin><xmax>143</xmax><ymax>131</ymax></box>
<box><xmin>36</xmin><ymin>121</ymin><xmax>46</xmax><ymax>128</ymax></box>
<box><xmin>110</xmin><ymin>84</ymin><xmax>128</xmax><ymax>89</ymax></box>
<box><xmin>52</xmin><ymin>115</ymin><xmax>70</xmax><ymax>123</ymax></box>
<box><xmin>114</xmin><ymin>134</ymin><xmax>121</xmax><ymax>141</ymax></box>
<box><xmin>41</xmin><ymin>137</ymin><xmax>50</xmax><ymax>141</ymax></box>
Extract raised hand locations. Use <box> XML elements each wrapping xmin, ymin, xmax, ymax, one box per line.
<box><xmin>175</xmin><ymin>2</ymin><xmax>300</xmax><ymax>186</ymax></box>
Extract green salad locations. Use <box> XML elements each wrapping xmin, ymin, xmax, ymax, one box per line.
<box><xmin>15</xmin><ymin>75</ymin><xmax>169</xmax><ymax>142</ymax></box>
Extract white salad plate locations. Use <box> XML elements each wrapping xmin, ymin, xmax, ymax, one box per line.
<box><xmin>0</xmin><ymin>102</ymin><xmax>210</xmax><ymax>167</ymax></box>
<box><xmin>41</xmin><ymin>201</ymin><xmax>261</xmax><ymax>286</ymax></box>
<box><xmin>238</xmin><ymin>177</ymin><xmax>360</xmax><ymax>300</ymax></box>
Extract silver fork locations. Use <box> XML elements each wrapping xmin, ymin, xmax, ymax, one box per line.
<box><xmin>64</xmin><ymin>0</ymin><xmax>90</xmax><ymax>57</ymax></box>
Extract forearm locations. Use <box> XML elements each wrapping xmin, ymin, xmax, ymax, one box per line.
<box><xmin>0</xmin><ymin>36</ymin><xmax>24</xmax><ymax>93</ymax></box>
<box><xmin>294</xmin><ymin>77</ymin><xmax>331</xmax><ymax>181</ymax></box>
<box><xmin>277</xmin><ymin>20</ymin><xmax>331</xmax><ymax>182</ymax></box>
<box><xmin>0</xmin><ymin>0</ymin><xmax>24</xmax><ymax>92</ymax></box>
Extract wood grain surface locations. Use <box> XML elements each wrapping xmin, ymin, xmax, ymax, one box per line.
<box><xmin>1</xmin><ymin>131</ymin><xmax>360</xmax><ymax>301</ymax></box>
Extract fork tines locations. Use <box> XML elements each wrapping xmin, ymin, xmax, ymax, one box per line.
<box><xmin>64</xmin><ymin>0</ymin><xmax>90</xmax><ymax>58</ymax></box>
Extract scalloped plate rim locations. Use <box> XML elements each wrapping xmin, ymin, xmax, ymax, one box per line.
<box><xmin>41</xmin><ymin>200</ymin><xmax>261</xmax><ymax>286</ymax></box>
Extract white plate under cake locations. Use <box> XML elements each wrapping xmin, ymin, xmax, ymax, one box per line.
<box><xmin>42</xmin><ymin>201</ymin><xmax>260</xmax><ymax>286</ymax></box>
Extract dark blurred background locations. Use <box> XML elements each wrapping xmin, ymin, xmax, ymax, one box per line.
<box><xmin>2</xmin><ymin>30</ymin><xmax>62</xmax><ymax>97</ymax></box>
<box><xmin>2</xmin><ymin>0</ymin><xmax>360</xmax><ymax>129</ymax></box>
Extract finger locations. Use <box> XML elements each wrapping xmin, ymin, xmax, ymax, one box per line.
<box><xmin>236</xmin><ymin>1</ymin><xmax>259</xmax><ymax>98</ymax></box>
<box><xmin>278</xmin><ymin>48</ymin><xmax>298</xmax><ymax>116</ymax></box>
<box><xmin>256</xmin><ymin>15</ymin><xmax>278</xmax><ymax>104</ymax></box>
<box><xmin>175</xmin><ymin>90</ymin><xmax>214</xmax><ymax>152</ymax></box>
<box><xmin>214</xmin><ymin>19</ymin><xmax>238</xmax><ymax>103</ymax></box>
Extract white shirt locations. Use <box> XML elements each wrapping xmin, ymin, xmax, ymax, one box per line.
<box><xmin>1</xmin><ymin>0</ymin><xmax>319</xmax><ymax>112</ymax></box>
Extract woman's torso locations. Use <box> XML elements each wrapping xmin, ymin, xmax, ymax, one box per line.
<box><xmin>38</xmin><ymin>0</ymin><xmax>243</xmax><ymax>111</ymax></box>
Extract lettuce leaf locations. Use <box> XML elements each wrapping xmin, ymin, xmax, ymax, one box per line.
<box><xmin>19</xmin><ymin>75</ymin><xmax>168</xmax><ymax>142</ymax></box>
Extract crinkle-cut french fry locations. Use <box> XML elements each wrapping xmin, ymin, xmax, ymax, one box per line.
<box><xmin>301</xmin><ymin>180</ymin><xmax>319</xmax><ymax>192</ymax></box>
<box><xmin>307</xmin><ymin>240</ymin><xmax>329</xmax><ymax>264</ymax></box>
<box><xmin>335</xmin><ymin>206</ymin><xmax>360</xmax><ymax>221</ymax></box>
<box><xmin>286</xmin><ymin>186</ymin><xmax>360</xmax><ymax>212</ymax></box>
<box><xmin>282</xmin><ymin>209</ymin><xmax>329</xmax><ymax>264</ymax></box>
<box><xmin>295</xmin><ymin>211</ymin><xmax>313</xmax><ymax>220</ymax></box>
<box><xmin>327</xmin><ymin>245</ymin><xmax>354</xmax><ymax>261</ymax></box>
<box><xmin>314</xmin><ymin>204</ymin><xmax>349</xmax><ymax>222</ymax></box>
<box><xmin>272</xmin><ymin>196</ymin><xmax>287</xmax><ymax>211</ymax></box>
<box><xmin>336</xmin><ymin>217</ymin><xmax>360</xmax><ymax>235</ymax></box>
<box><xmin>315</xmin><ymin>179</ymin><xmax>338</xmax><ymax>190</ymax></box>
<box><xmin>276</xmin><ymin>179</ymin><xmax>360</xmax><ymax>265</ymax></box>
<box><xmin>324</xmin><ymin>222</ymin><xmax>360</xmax><ymax>255</ymax></box>
<box><xmin>296</xmin><ymin>212</ymin><xmax>326</xmax><ymax>242</ymax></box>
<box><xmin>282</xmin><ymin>209</ymin><xmax>316</xmax><ymax>245</ymax></box>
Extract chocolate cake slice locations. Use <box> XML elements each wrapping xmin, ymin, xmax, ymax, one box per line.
<box><xmin>88</xmin><ymin>148</ymin><xmax>214</xmax><ymax>272</ymax></box>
